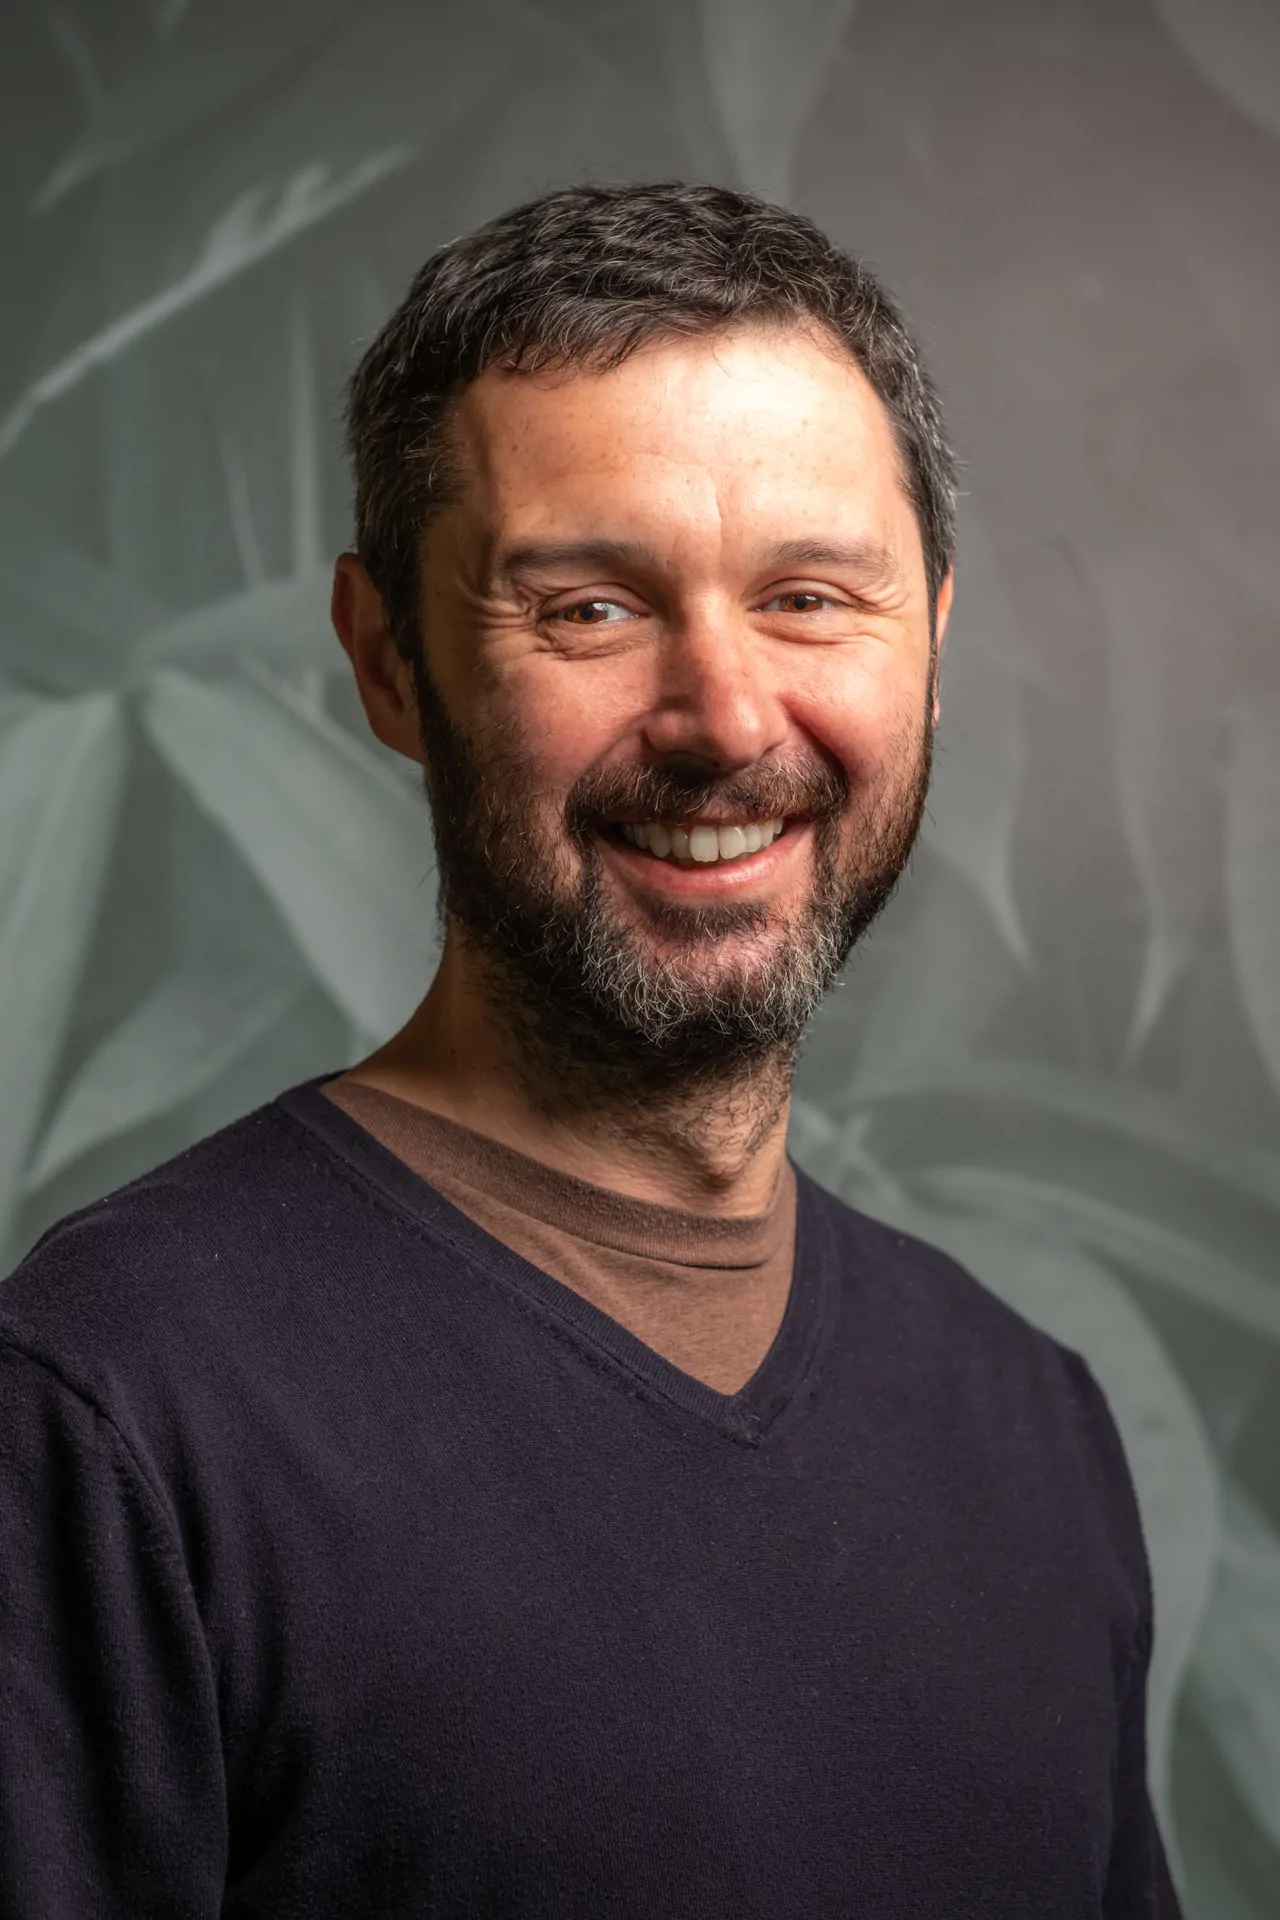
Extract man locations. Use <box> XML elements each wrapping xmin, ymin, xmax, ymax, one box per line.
<box><xmin>0</xmin><ymin>184</ymin><xmax>1179</xmax><ymax>1916</ymax></box>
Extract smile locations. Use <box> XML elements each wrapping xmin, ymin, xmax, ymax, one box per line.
<box><xmin>614</xmin><ymin>819</ymin><xmax>785</xmax><ymax>865</ymax></box>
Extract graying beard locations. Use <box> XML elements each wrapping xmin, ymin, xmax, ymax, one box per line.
<box><xmin>455</xmin><ymin>811</ymin><xmax>883</xmax><ymax>1124</ymax></box>
<box><xmin>416</xmin><ymin>671</ymin><xmax>929</xmax><ymax>1111</ymax></box>
<box><xmin>569</xmin><ymin>864</ymin><xmax>848</xmax><ymax>1056</ymax></box>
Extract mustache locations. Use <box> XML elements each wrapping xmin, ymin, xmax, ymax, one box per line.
<box><xmin>563</xmin><ymin>751</ymin><xmax>850</xmax><ymax>838</ymax></box>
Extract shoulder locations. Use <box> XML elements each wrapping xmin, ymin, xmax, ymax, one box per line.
<box><xmin>0</xmin><ymin>1090</ymin><xmax>355</xmax><ymax>1420</ymax></box>
<box><xmin>799</xmin><ymin>1167</ymin><xmax>1071</xmax><ymax>1367</ymax></box>
<box><xmin>798</xmin><ymin>1170</ymin><xmax>1150</xmax><ymax>1587</ymax></box>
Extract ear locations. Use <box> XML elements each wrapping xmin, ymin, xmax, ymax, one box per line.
<box><xmin>930</xmin><ymin>568</ymin><xmax>955</xmax><ymax>730</ymax></box>
<box><xmin>331</xmin><ymin>554</ymin><xmax>423</xmax><ymax>765</ymax></box>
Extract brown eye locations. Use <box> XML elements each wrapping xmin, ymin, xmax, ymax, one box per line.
<box><xmin>762</xmin><ymin>590</ymin><xmax>831</xmax><ymax>614</ymax></box>
<box><xmin>558</xmin><ymin>600</ymin><xmax>628</xmax><ymax>626</ymax></box>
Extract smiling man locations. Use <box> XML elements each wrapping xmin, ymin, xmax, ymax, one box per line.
<box><xmin>0</xmin><ymin>185</ymin><xmax>1180</xmax><ymax>1917</ymax></box>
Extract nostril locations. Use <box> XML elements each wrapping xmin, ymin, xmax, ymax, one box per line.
<box><xmin>655</xmin><ymin>750</ymin><xmax>724</xmax><ymax>782</ymax></box>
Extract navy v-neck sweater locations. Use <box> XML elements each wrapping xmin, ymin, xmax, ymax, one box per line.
<box><xmin>0</xmin><ymin>1080</ymin><xmax>1180</xmax><ymax>1917</ymax></box>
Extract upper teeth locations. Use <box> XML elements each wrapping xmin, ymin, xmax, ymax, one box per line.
<box><xmin>619</xmin><ymin>819</ymin><xmax>784</xmax><ymax>863</ymax></box>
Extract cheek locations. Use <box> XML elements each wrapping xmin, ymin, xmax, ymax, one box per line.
<box><xmin>488</xmin><ymin>659</ymin><xmax>649</xmax><ymax>791</ymax></box>
<box><xmin>786</xmin><ymin>649</ymin><xmax>929</xmax><ymax>789</ymax></box>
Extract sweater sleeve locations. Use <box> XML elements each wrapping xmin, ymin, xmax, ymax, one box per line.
<box><xmin>1104</xmin><ymin>1606</ymin><xmax>1184</xmax><ymax>1918</ymax></box>
<box><xmin>0</xmin><ymin>1339</ymin><xmax>227</xmax><ymax>1917</ymax></box>
<box><xmin>1060</xmin><ymin>1350</ymin><xmax>1184</xmax><ymax>1919</ymax></box>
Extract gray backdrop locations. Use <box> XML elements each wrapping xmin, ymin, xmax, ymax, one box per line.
<box><xmin>2</xmin><ymin>1</ymin><xmax>1278</xmax><ymax>1910</ymax></box>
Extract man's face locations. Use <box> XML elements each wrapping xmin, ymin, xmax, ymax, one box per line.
<box><xmin>410</xmin><ymin>322</ymin><xmax>949</xmax><ymax>1078</ymax></box>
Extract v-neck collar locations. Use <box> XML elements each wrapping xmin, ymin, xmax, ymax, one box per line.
<box><xmin>277</xmin><ymin>1076</ymin><xmax>837</xmax><ymax>1448</ymax></box>
<box><xmin>321</xmin><ymin>1076</ymin><xmax>795</xmax><ymax>1268</ymax></box>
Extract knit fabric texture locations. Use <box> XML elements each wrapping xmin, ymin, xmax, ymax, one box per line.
<box><xmin>0</xmin><ymin>1076</ymin><xmax>1182</xmax><ymax>1917</ymax></box>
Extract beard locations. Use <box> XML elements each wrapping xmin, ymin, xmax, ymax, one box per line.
<box><xmin>414</xmin><ymin>669</ymin><xmax>933</xmax><ymax>1107</ymax></box>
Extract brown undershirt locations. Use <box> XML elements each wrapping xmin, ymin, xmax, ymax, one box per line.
<box><xmin>321</xmin><ymin>1078</ymin><xmax>797</xmax><ymax>1396</ymax></box>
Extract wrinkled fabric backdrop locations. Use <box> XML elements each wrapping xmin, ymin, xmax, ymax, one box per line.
<box><xmin>1</xmin><ymin>0</ymin><xmax>1278</xmax><ymax>1910</ymax></box>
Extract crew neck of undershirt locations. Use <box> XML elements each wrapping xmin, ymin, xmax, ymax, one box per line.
<box><xmin>319</xmin><ymin>1076</ymin><xmax>794</xmax><ymax>1271</ymax></box>
<box><xmin>277</xmin><ymin>1074</ymin><xmax>834</xmax><ymax>1446</ymax></box>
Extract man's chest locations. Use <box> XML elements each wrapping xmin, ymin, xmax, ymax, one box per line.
<box><xmin>215</xmin><ymin>1404</ymin><xmax>1123</xmax><ymax>1918</ymax></box>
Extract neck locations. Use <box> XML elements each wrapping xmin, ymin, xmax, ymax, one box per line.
<box><xmin>339</xmin><ymin>930</ymin><xmax>794</xmax><ymax>1216</ymax></box>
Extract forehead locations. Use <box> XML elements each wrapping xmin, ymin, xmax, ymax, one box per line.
<box><xmin>446</xmin><ymin>323</ymin><xmax>919</xmax><ymax>566</ymax></box>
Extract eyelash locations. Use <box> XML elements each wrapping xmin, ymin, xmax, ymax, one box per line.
<box><xmin>550</xmin><ymin>591</ymin><xmax>838</xmax><ymax>625</ymax></box>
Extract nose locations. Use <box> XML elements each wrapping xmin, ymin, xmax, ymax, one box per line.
<box><xmin>641</xmin><ymin>603</ymin><xmax>788</xmax><ymax>774</ymax></box>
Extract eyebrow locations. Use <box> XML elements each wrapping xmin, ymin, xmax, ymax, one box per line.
<box><xmin>758</xmin><ymin>537</ymin><xmax>899</xmax><ymax>583</ymax></box>
<box><xmin>493</xmin><ymin>539</ymin><xmax>660</xmax><ymax>585</ymax></box>
<box><xmin>492</xmin><ymin>535</ymin><xmax>899</xmax><ymax>586</ymax></box>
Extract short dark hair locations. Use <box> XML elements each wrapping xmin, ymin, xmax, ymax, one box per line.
<box><xmin>344</xmin><ymin>182</ymin><xmax>957</xmax><ymax>658</ymax></box>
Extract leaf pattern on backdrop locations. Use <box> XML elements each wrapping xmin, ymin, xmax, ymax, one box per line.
<box><xmin>845</xmin><ymin>864</ymin><xmax>1023</xmax><ymax>1101</ymax></box>
<box><xmin>25</xmin><ymin>950</ymin><xmax>308</xmax><ymax>1191</ymax></box>
<box><xmin>143</xmin><ymin>665</ymin><xmax>436</xmax><ymax>1036</ymax></box>
<box><xmin>1088</xmin><ymin>536</ymin><xmax>1221</xmax><ymax>1057</ymax></box>
<box><xmin>32</xmin><ymin>0</ymin><xmax>355</xmax><ymax>210</ymax></box>
<box><xmin>0</xmin><ymin>695</ymin><xmax>128</xmax><ymax>1254</ymax></box>
<box><xmin>919</xmin><ymin>1165</ymin><xmax>1280</xmax><ymax>1347</ymax></box>
<box><xmin>1153</xmin><ymin>0</ymin><xmax>1280</xmax><ymax>143</ymax></box>
<box><xmin>695</xmin><ymin>0</ymin><xmax>858</xmax><ymax>200</ymax></box>
<box><xmin>925</xmin><ymin>504</ymin><xmax>1032</xmax><ymax>967</ymax></box>
<box><xmin>0</xmin><ymin>543</ymin><xmax>170</xmax><ymax>694</ymax></box>
<box><xmin>1225</xmin><ymin>692</ymin><xmax>1280</xmax><ymax>1101</ymax></box>
<box><xmin>1188</xmin><ymin>1478</ymin><xmax>1280</xmax><ymax>1855</ymax></box>
<box><xmin>129</xmin><ymin>572</ymin><xmax>335</xmax><ymax>676</ymax></box>
<box><xmin>1</xmin><ymin>148</ymin><xmax>416</xmax><ymax>462</ymax></box>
